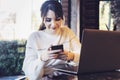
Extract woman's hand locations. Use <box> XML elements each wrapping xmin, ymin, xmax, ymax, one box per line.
<box><xmin>48</xmin><ymin>49</ymin><xmax>63</xmax><ymax>59</ymax></box>
<box><xmin>57</xmin><ymin>50</ymin><xmax>68</xmax><ymax>61</ymax></box>
<box><xmin>58</xmin><ymin>50</ymin><xmax>75</xmax><ymax>61</ymax></box>
<box><xmin>40</xmin><ymin>47</ymin><xmax>63</xmax><ymax>61</ymax></box>
<box><xmin>40</xmin><ymin>47</ymin><xmax>74</xmax><ymax>62</ymax></box>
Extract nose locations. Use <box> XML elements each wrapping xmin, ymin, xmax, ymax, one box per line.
<box><xmin>51</xmin><ymin>20</ymin><xmax>56</xmax><ymax>28</ymax></box>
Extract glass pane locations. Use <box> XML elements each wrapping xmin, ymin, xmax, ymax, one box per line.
<box><xmin>99</xmin><ymin>1</ymin><xmax>114</xmax><ymax>31</ymax></box>
<box><xmin>0</xmin><ymin>0</ymin><xmax>32</xmax><ymax>40</ymax></box>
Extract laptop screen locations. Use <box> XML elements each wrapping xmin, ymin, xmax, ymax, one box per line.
<box><xmin>79</xmin><ymin>29</ymin><xmax>120</xmax><ymax>74</ymax></box>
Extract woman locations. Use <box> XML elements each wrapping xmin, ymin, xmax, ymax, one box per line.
<box><xmin>22</xmin><ymin>0</ymin><xmax>81</xmax><ymax>80</ymax></box>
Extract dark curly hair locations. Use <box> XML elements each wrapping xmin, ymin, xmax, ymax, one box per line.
<box><xmin>39</xmin><ymin>0</ymin><xmax>63</xmax><ymax>30</ymax></box>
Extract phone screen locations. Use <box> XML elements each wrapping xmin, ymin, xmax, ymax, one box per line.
<box><xmin>51</xmin><ymin>44</ymin><xmax>64</xmax><ymax>51</ymax></box>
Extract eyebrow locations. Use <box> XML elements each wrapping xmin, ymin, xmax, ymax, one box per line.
<box><xmin>45</xmin><ymin>17</ymin><xmax>52</xmax><ymax>20</ymax></box>
<box><xmin>45</xmin><ymin>17</ymin><xmax>61</xmax><ymax>21</ymax></box>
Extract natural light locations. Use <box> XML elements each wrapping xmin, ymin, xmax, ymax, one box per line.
<box><xmin>0</xmin><ymin>0</ymin><xmax>46</xmax><ymax>40</ymax></box>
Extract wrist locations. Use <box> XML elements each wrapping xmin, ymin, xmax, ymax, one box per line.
<box><xmin>67</xmin><ymin>51</ymin><xmax>74</xmax><ymax>61</ymax></box>
<box><xmin>40</xmin><ymin>56</ymin><xmax>48</xmax><ymax>62</ymax></box>
<box><xmin>40</xmin><ymin>53</ymin><xmax>49</xmax><ymax>62</ymax></box>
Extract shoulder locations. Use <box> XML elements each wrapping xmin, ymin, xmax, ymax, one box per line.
<box><xmin>61</xmin><ymin>26</ymin><xmax>75</xmax><ymax>35</ymax></box>
<box><xmin>28</xmin><ymin>31</ymin><xmax>44</xmax><ymax>41</ymax></box>
<box><xmin>61</xmin><ymin>26</ymin><xmax>79</xmax><ymax>41</ymax></box>
<box><xmin>61</xmin><ymin>26</ymin><xmax>70</xmax><ymax>31</ymax></box>
<box><xmin>29</xmin><ymin>31</ymin><xmax>38</xmax><ymax>38</ymax></box>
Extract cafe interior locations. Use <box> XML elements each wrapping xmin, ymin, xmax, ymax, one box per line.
<box><xmin>0</xmin><ymin>0</ymin><xmax>120</xmax><ymax>80</ymax></box>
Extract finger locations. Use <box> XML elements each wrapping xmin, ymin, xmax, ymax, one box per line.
<box><xmin>49</xmin><ymin>49</ymin><xmax>62</xmax><ymax>54</ymax></box>
<box><xmin>59</xmin><ymin>51</ymin><xmax>64</xmax><ymax>55</ymax></box>
<box><xmin>59</xmin><ymin>54</ymin><xmax>67</xmax><ymax>58</ymax></box>
<box><xmin>58</xmin><ymin>54</ymin><xmax>67</xmax><ymax>60</ymax></box>
<box><xmin>47</xmin><ymin>44</ymin><xmax>53</xmax><ymax>51</ymax></box>
<box><xmin>49</xmin><ymin>54</ymin><xmax>58</xmax><ymax>59</ymax></box>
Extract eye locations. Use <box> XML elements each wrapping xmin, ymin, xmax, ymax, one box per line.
<box><xmin>45</xmin><ymin>18</ymin><xmax>51</xmax><ymax>22</ymax></box>
<box><xmin>56</xmin><ymin>17</ymin><xmax>61</xmax><ymax>21</ymax></box>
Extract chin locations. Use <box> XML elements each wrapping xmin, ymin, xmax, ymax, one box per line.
<box><xmin>49</xmin><ymin>28</ymin><xmax>60</xmax><ymax>34</ymax></box>
<box><xmin>48</xmin><ymin>30</ymin><xmax>56</xmax><ymax>34</ymax></box>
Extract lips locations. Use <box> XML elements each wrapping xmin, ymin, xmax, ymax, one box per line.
<box><xmin>52</xmin><ymin>27</ymin><xmax>56</xmax><ymax>30</ymax></box>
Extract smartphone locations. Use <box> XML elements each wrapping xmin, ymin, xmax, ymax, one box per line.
<box><xmin>51</xmin><ymin>44</ymin><xmax>64</xmax><ymax>51</ymax></box>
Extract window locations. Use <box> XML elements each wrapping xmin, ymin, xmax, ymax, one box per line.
<box><xmin>0</xmin><ymin>0</ymin><xmax>47</xmax><ymax>40</ymax></box>
<box><xmin>99</xmin><ymin>1</ymin><xmax>114</xmax><ymax>31</ymax></box>
<box><xmin>0</xmin><ymin>0</ymin><xmax>33</xmax><ymax>40</ymax></box>
<box><xmin>0</xmin><ymin>0</ymin><xmax>72</xmax><ymax>40</ymax></box>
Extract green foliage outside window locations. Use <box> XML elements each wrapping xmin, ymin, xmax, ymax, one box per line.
<box><xmin>0</xmin><ymin>40</ymin><xmax>26</xmax><ymax>76</ymax></box>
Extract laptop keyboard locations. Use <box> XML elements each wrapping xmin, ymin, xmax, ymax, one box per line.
<box><xmin>52</xmin><ymin>64</ymin><xmax>78</xmax><ymax>74</ymax></box>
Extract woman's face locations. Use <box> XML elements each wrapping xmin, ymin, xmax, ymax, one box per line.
<box><xmin>43</xmin><ymin>10</ymin><xmax>62</xmax><ymax>34</ymax></box>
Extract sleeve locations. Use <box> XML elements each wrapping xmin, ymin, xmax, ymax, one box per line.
<box><xmin>22</xmin><ymin>33</ymin><xmax>45</xmax><ymax>80</ymax></box>
<box><xmin>68</xmin><ymin>28</ymin><xmax>81</xmax><ymax>63</ymax></box>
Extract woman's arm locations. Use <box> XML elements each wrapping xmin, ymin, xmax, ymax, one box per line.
<box><xmin>60</xmin><ymin>27</ymin><xmax>81</xmax><ymax>63</ymax></box>
<box><xmin>66</xmin><ymin>27</ymin><xmax>81</xmax><ymax>63</ymax></box>
<box><xmin>22</xmin><ymin>33</ymin><xmax>45</xmax><ymax>80</ymax></box>
<box><xmin>22</xmin><ymin>32</ymin><xmax>63</xmax><ymax>79</ymax></box>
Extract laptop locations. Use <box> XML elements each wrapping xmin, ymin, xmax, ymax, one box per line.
<box><xmin>52</xmin><ymin>29</ymin><xmax>120</xmax><ymax>75</ymax></box>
